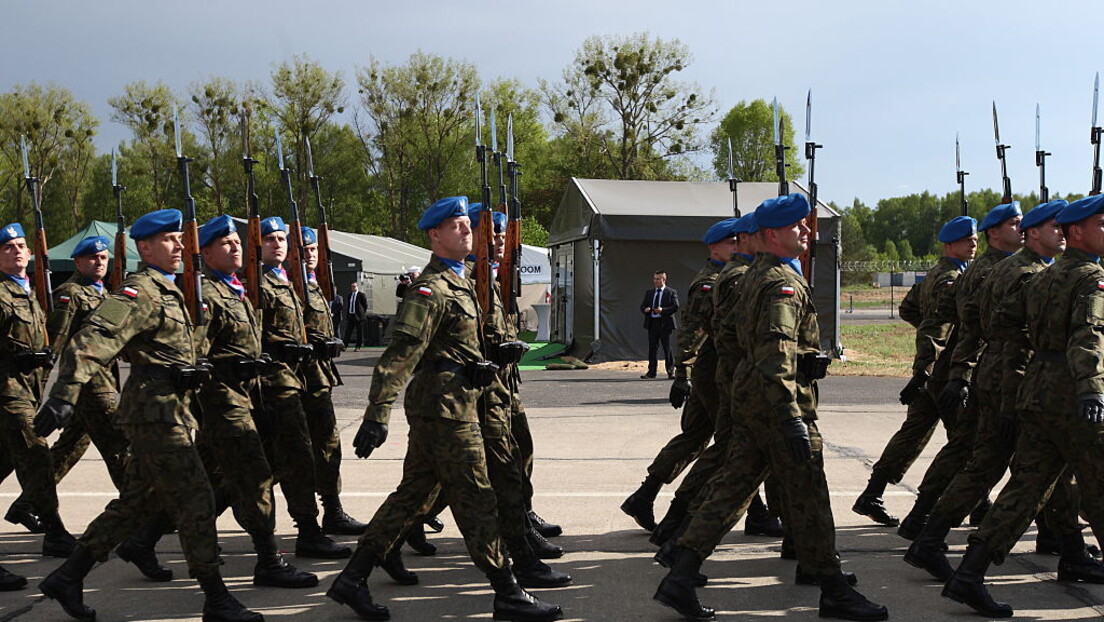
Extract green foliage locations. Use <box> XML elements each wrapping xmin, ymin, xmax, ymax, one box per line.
<box><xmin>709</xmin><ymin>99</ymin><xmax>804</xmax><ymax>182</ymax></box>
<box><xmin>520</xmin><ymin>215</ymin><xmax>548</xmax><ymax>246</ymax></box>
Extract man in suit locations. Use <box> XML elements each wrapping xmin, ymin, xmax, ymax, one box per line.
<box><xmin>640</xmin><ymin>271</ymin><xmax>679</xmax><ymax>379</ymax></box>
<box><xmin>330</xmin><ymin>291</ymin><xmax>346</xmax><ymax>341</ymax></box>
<box><xmin>344</xmin><ymin>282</ymin><xmax>369</xmax><ymax>351</ymax></box>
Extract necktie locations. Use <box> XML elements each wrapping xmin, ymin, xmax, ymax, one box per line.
<box><xmin>350</xmin><ymin>293</ymin><xmax>356</xmax><ymax>313</ymax></box>
<box><xmin>653</xmin><ymin>288</ymin><xmax>661</xmax><ymax>312</ymax></box>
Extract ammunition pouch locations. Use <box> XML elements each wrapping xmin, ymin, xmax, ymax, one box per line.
<box><xmin>12</xmin><ymin>347</ymin><xmax>53</xmax><ymax>373</ymax></box>
<box><xmin>131</xmin><ymin>358</ymin><xmax>213</xmax><ymax>392</ymax></box>
<box><xmin>490</xmin><ymin>341</ymin><xmax>529</xmax><ymax>367</ymax></box>
<box><xmin>265</xmin><ymin>342</ymin><xmax>315</xmax><ymax>365</ymax></box>
<box><xmin>311</xmin><ymin>337</ymin><xmax>346</xmax><ymax>361</ymax></box>
<box><xmin>797</xmin><ymin>352</ymin><xmax>831</xmax><ymax>381</ymax></box>
<box><xmin>417</xmin><ymin>358</ymin><xmax>500</xmax><ymax>389</ymax></box>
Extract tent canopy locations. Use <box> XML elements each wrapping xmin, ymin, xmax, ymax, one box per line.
<box><xmin>39</xmin><ymin>221</ymin><xmax>140</xmax><ymax>273</ymax></box>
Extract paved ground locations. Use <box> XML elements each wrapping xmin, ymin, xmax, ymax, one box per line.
<box><xmin>1</xmin><ymin>351</ymin><xmax>1102</xmax><ymax>621</ymax></box>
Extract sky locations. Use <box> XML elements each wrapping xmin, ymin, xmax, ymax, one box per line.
<box><xmin>2</xmin><ymin>0</ymin><xmax>1100</xmax><ymax>209</ymax></box>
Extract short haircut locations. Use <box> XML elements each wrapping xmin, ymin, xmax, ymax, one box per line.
<box><xmin>653</xmin><ymin>270</ymin><xmax>666</xmax><ymax>277</ymax></box>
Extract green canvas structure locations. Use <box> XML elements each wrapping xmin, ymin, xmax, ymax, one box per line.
<box><xmin>31</xmin><ymin>220</ymin><xmax>140</xmax><ymax>274</ymax></box>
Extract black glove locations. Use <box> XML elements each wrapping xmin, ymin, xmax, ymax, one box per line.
<box><xmin>1077</xmin><ymin>393</ymin><xmax>1104</xmax><ymax>424</ymax></box>
<box><xmin>938</xmin><ymin>378</ymin><xmax>970</xmax><ymax>419</ymax></box>
<box><xmin>669</xmin><ymin>377</ymin><xmax>691</xmax><ymax>409</ymax></box>
<box><xmin>780</xmin><ymin>417</ymin><xmax>812</xmax><ymax>463</ymax></box>
<box><xmin>353</xmin><ymin>420</ymin><xmax>389</xmax><ymax>458</ymax></box>
<box><xmin>997</xmin><ymin>411</ymin><xmax>1018</xmax><ymax>445</ymax></box>
<box><xmin>467</xmin><ymin>360</ymin><xmax>501</xmax><ymax>388</ymax></box>
<box><xmin>899</xmin><ymin>371</ymin><xmax>930</xmax><ymax>405</ymax></box>
<box><xmin>495</xmin><ymin>341</ymin><xmax>529</xmax><ymax>366</ymax></box>
<box><xmin>33</xmin><ymin>398</ymin><xmax>75</xmax><ymax>438</ymax></box>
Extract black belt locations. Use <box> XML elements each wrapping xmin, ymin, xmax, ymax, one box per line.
<box><xmin>417</xmin><ymin>359</ymin><xmax>466</xmax><ymax>374</ymax></box>
<box><xmin>130</xmin><ymin>362</ymin><xmax>211</xmax><ymax>390</ymax></box>
<box><xmin>1034</xmin><ymin>350</ymin><xmax>1067</xmax><ymax>363</ymax></box>
<box><xmin>129</xmin><ymin>364</ymin><xmax>177</xmax><ymax>380</ymax></box>
<box><xmin>210</xmin><ymin>358</ymin><xmax>268</xmax><ymax>381</ymax></box>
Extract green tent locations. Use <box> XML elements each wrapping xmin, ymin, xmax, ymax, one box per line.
<box><xmin>32</xmin><ymin>220</ymin><xmax>140</xmax><ymax>274</ymax></box>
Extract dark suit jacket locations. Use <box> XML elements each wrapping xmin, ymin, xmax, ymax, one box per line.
<box><xmin>640</xmin><ymin>287</ymin><xmax>678</xmax><ymax>331</ymax></box>
<box><xmin>348</xmin><ymin>290</ymin><xmax>369</xmax><ymax>320</ymax></box>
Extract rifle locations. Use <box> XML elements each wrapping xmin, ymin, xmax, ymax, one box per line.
<box><xmin>1035</xmin><ymin>104</ymin><xmax>1051</xmax><ymax>203</ymax></box>
<box><xmin>110</xmin><ymin>149</ymin><xmax>127</xmax><ymax>291</ymax></box>
<box><xmin>956</xmin><ymin>133</ymin><xmax>969</xmax><ymax>216</ymax></box>
<box><xmin>499</xmin><ymin>113</ymin><xmax>522</xmax><ymax>322</ymax></box>
<box><xmin>305</xmin><ymin>136</ymin><xmax>335</xmax><ymax>302</ymax></box>
<box><xmin>1092</xmin><ymin>72</ymin><xmax>1101</xmax><ymax>196</ymax></box>
<box><xmin>726</xmin><ymin>137</ymin><xmax>740</xmax><ymax>217</ymax></box>
<box><xmin>802</xmin><ymin>90</ymin><xmax>823</xmax><ymax>286</ymax></box>
<box><xmin>473</xmin><ymin>94</ymin><xmax>494</xmax><ymax>321</ymax></box>
<box><xmin>275</xmin><ymin>131</ymin><xmax>310</xmax><ymax>309</ymax></box>
<box><xmin>992</xmin><ymin>102</ymin><xmax>1013</xmax><ymax>204</ymax></box>
<box><xmin>240</xmin><ymin>112</ymin><xmax>262</xmax><ymax>308</ymax></box>
<box><xmin>772</xmin><ymin>97</ymin><xmax>789</xmax><ymax>196</ymax></box>
<box><xmin>172</xmin><ymin>107</ymin><xmax>205</xmax><ymax>325</ymax></box>
<box><xmin>21</xmin><ymin>135</ymin><xmax>52</xmax><ymax>318</ymax></box>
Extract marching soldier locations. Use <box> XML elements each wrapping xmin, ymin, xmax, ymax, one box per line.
<box><xmin>326</xmin><ymin>196</ymin><xmax>562</xmax><ymax>622</ymax></box>
<box><xmin>853</xmin><ymin>215</ymin><xmax>978</xmax><ymax>526</ymax></box>
<box><xmin>35</xmin><ymin>209</ymin><xmax>262</xmax><ymax>622</ymax></box>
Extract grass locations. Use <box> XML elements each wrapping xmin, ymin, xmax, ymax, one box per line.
<box><xmin>833</xmin><ymin>322</ymin><xmax>914</xmax><ymax>377</ymax></box>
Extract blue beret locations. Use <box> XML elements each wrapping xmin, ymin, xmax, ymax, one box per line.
<box><xmin>733</xmin><ymin>213</ymin><xmax>759</xmax><ymax>235</ymax></box>
<box><xmin>466</xmin><ymin>203</ymin><xmax>508</xmax><ymax>233</ymax></box>
<box><xmin>301</xmin><ymin>226</ymin><xmax>317</xmax><ymax>246</ymax></box>
<box><xmin>0</xmin><ymin>223</ymin><xmax>26</xmax><ymax>245</ymax></box>
<box><xmin>755</xmin><ymin>193</ymin><xmax>811</xmax><ymax>229</ymax></box>
<box><xmin>71</xmin><ymin>235</ymin><xmax>111</xmax><ymax>258</ymax></box>
<box><xmin>130</xmin><ymin>209</ymin><xmax>182</xmax><ymax>241</ymax></box>
<box><xmin>419</xmin><ymin>196</ymin><xmax>469</xmax><ymax>231</ymax></box>
<box><xmin>702</xmin><ymin>218</ymin><xmax>740</xmax><ymax>245</ymax></box>
<box><xmin>261</xmin><ymin>216</ymin><xmax>286</xmax><ymax>237</ymax></box>
<box><xmin>978</xmin><ymin>202</ymin><xmax>1022</xmax><ymax>232</ymax></box>
<box><xmin>938</xmin><ymin>216</ymin><xmax>978</xmax><ymax>243</ymax></box>
<box><xmin>198</xmin><ymin>214</ymin><xmax>238</xmax><ymax>248</ymax></box>
<box><xmin>1056</xmin><ymin>194</ymin><xmax>1104</xmax><ymax>225</ymax></box>
<box><xmin>1020</xmin><ymin>199</ymin><xmax>1068</xmax><ymax>230</ymax></box>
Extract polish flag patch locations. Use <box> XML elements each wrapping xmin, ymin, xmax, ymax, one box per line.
<box><xmin>58</xmin><ymin>295</ymin><xmax>71</xmax><ymax>303</ymax></box>
<box><xmin>122</xmin><ymin>287</ymin><xmax>138</xmax><ymax>299</ymax></box>
<box><xmin>1098</xmin><ymin>281</ymin><xmax>1104</xmax><ymax>290</ymax></box>
<box><xmin>780</xmin><ymin>286</ymin><xmax>795</xmax><ymax>296</ymax></box>
<box><xmin>701</xmin><ymin>284</ymin><xmax>712</xmax><ymax>292</ymax></box>
<box><xmin>416</xmin><ymin>286</ymin><xmax>432</xmax><ymax>297</ymax></box>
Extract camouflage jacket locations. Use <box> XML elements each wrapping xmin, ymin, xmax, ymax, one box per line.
<box><xmin>947</xmin><ymin>246</ymin><xmax>1012</xmax><ymax>384</ymax></box>
<box><xmin>0</xmin><ymin>276</ymin><xmax>48</xmax><ymax>402</ymax></box>
<box><xmin>712</xmin><ymin>253</ymin><xmax>754</xmax><ymax>385</ymax></box>
<box><xmin>673</xmin><ymin>259</ymin><xmax>723</xmax><ymax>377</ymax></box>
<box><xmin>258</xmin><ymin>266</ymin><xmax>306</xmax><ymax>392</ymax></box>
<box><xmin>51</xmin><ymin>268</ymin><xmax>198</xmax><ymax>428</ymax></box>
<box><xmin>912</xmin><ymin>256</ymin><xmax>966</xmax><ymax>381</ymax></box>
<box><xmin>47</xmin><ymin>274</ymin><xmax>117</xmax><ymax>396</ymax></box>
<box><xmin>1016</xmin><ymin>248</ymin><xmax>1104</xmax><ymax>414</ymax></box>
<box><xmin>303</xmin><ymin>278</ymin><xmax>340</xmax><ymax>392</ymax></box>
<box><xmin>735</xmin><ymin>253</ymin><xmax>820</xmax><ymax>422</ymax></box>
<box><xmin>364</xmin><ymin>257</ymin><xmax>484</xmax><ymax>425</ymax></box>
<box><xmin>197</xmin><ymin>269</ymin><xmax>262</xmax><ymax>411</ymax></box>
<box><xmin>986</xmin><ymin>247</ymin><xmax>1053</xmax><ymax>411</ymax></box>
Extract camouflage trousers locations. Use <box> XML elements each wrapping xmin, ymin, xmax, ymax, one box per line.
<box><xmin>646</xmin><ymin>353</ymin><xmax>717</xmax><ymax>484</ymax></box>
<box><xmin>302</xmin><ymin>388</ymin><xmax>342</xmax><ymax>497</ymax></box>
<box><xmin>871</xmin><ymin>380</ymin><xmax>946</xmax><ymax>483</ymax></box>
<box><xmin>915</xmin><ymin>383</ymin><xmax>981</xmax><ymax>498</ymax></box>
<box><xmin>197</xmin><ymin>399</ymin><xmax>275</xmax><ymax>535</ymax></box>
<box><xmin>81</xmin><ymin>422</ymin><xmax>220</xmax><ymax>579</ymax></box>
<box><xmin>48</xmin><ymin>391</ymin><xmax>127</xmax><ymax>489</ymax></box>
<box><xmin>358</xmin><ymin>415</ymin><xmax>507</xmax><ymax>575</ymax></box>
<box><xmin>0</xmin><ymin>398</ymin><xmax>59</xmax><ymax>515</ymax></box>
<box><xmin>481</xmin><ymin>405</ymin><xmax>530</xmax><ymax>542</ymax></box>
<box><xmin>970</xmin><ymin>407</ymin><xmax>1104</xmax><ymax>564</ymax></box>
<box><xmin>261</xmin><ymin>389</ymin><xmax>319</xmax><ymax>521</ymax></box>
<box><xmin>678</xmin><ymin>414</ymin><xmax>840</xmax><ymax>577</ymax></box>
<box><xmin>511</xmin><ymin>402</ymin><xmax>535</xmax><ymax>506</ymax></box>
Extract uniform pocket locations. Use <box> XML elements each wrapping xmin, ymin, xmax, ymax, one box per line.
<box><xmin>433</xmin><ymin>418</ymin><xmax>485</xmax><ymax>463</ymax></box>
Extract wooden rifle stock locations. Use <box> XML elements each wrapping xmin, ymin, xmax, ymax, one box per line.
<box><xmin>32</xmin><ymin>227</ymin><xmax>52</xmax><ymax>315</ymax></box>
<box><xmin>316</xmin><ymin>220</ymin><xmax>335</xmax><ymax>301</ymax></box>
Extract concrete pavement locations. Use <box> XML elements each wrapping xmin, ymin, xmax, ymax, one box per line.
<box><xmin>1</xmin><ymin>357</ymin><xmax>1102</xmax><ymax>621</ymax></box>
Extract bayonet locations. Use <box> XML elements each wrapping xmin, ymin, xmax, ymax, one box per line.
<box><xmin>21</xmin><ymin>135</ymin><xmax>52</xmax><ymax>318</ymax></box>
<box><xmin>1036</xmin><ymin>104</ymin><xmax>1051</xmax><ymax>202</ymax></box>
<box><xmin>726</xmin><ymin>137</ymin><xmax>740</xmax><ymax>217</ymax></box>
<box><xmin>240</xmin><ymin>112</ymin><xmax>262</xmax><ymax>307</ymax></box>
<box><xmin>275</xmin><ymin>130</ymin><xmax>310</xmax><ymax>311</ymax></box>
<box><xmin>172</xmin><ymin>106</ymin><xmax>205</xmax><ymax>325</ymax></box>
<box><xmin>956</xmin><ymin>133</ymin><xmax>969</xmax><ymax>216</ymax></box>
<box><xmin>772</xmin><ymin>97</ymin><xmax>789</xmax><ymax>196</ymax></box>
<box><xmin>110</xmin><ymin>148</ymin><xmax>127</xmax><ymax>290</ymax></box>
<box><xmin>305</xmin><ymin>135</ymin><xmax>336</xmax><ymax>301</ymax></box>
<box><xmin>1092</xmin><ymin>73</ymin><xmax>1102</xmax><ymax>195</ymax></box>
<box><xmin>993</xmin><ymin>102</ymin><xmax>1012</xmax><ymax>204</ymax></box>
<box><xmin>802</xmin><ymin>89</ymin><xmax>823</xmax><ymax>287</ymax></box>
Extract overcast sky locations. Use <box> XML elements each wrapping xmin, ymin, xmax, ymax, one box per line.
<box><xmin>2</xmin><ymin>0</ymin><xmax>1099</xmax><ymax>209</ymax></box>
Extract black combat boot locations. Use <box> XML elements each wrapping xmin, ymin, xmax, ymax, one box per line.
<box><xmin>425</xmin><ymin>516</ymin><xmax>445</xmax><ymax>532</ymax></box>
<box><xmin>796</xmin><ymin>566</ymin><xmax>856</xmax><ymax>586</ymax></box>
<box><xmin>897</xmin><ymin>490</ymin><xmax>938</xmax><ymax>541</ymax></box>
<box><xmin>321</xmin><ymin>495</ymin><xmax>369</xmax><ymax>536</ymax></box>
<box><xmin>620</xmin><ymin>474</ymin><xmax>662</xmax><ymax>532</ymax></box>
<box><xmin>818</xmin><ymin>571</ymin><xmax>888</xmax><ymax>620</ymax></box>
<box><xmin>744</xmin><ymin>493</ymin><xmax>784</xmax><ymax>537</ymax></box>
<box><xmin>488</xmin><ymin>566</ymin><xmax>563</xmax><ymax>622</ymax></box>
<box><xmin>405</xmin><ymin>522</ymin><xmax>437</xmax><ymax>556</ymax></box>
<box><xmin>1056</xmin><ymin>531</ymin><xmax>1104</xmax><ymax>584</ymax></box>
<box><xmin>40</xmin><ymin>510</ymin><xmax>77</xmax><ymax>558</ymax></box>
<box><xmin>650</xmin><ymin>497</ymin><xmax>689</xmax><ymax>547</ymax></box>
<box><xmin>852</xmin><ymin>472</ymin><xmax>899</xmax><ymax>526</ymax></box>
<box><xmin>527</xmin><ymin>510</ymin><xmax>562</xmax><ymax>538</ymax></box>
<box><xmin>0</xmin><ymin>564</ymin><xmax>26</xmax><ymax>591</ymax></box>
<box><xmin>654</xmin><ymin>538</ymin><xmax>707</xmax><ymax>587</ymax></box>
<box><xmin>5</xmin><ymin>495</ymin><xmax>42</xmax><ymax>533</ymax></box>
<box><xmin>117</xmin><ymin>515</ymin><xmax>172</xmax><ymax>582</ymax></box>
<box><xmin>903</xmin><ymin>515</ymin><xmax>954</xmax><ymax>581</ymax></box>
<box><xmin>39</xmin><ymin>544</ymin><xmax>98</xmax><ymax>622</ymax></box>
<box><xmin>326</xmin><ymin>546</ymin><xmax>390</xmax><ymax>621</ymax></box>
<box><xmin>250</xmin><ymin>531</ymin><xmax>318</xmax><ymax>588</ymax></box>
<box><xmin>379</xmin><ymin>546</ymin><xmax>418</xmax><ymax>585</ymax></box>
<box><xmin>525</xmin><ymin>526</ymin><xmax>563</xmax><ymax>559</ymax></box>
<box><xmin>508</xmin><ymin>538</ymin><xmax>572</xmax><ymax>588</ymax></box>
<box><xmin>198</xmin><ymin>572</ymin><xmax>264</xmax><ymax>622</ymax></box>
<box><xmin>294</xmin><ymin>515</ymin><xmax>352</xmax><ymax>559</ymax></box>
<box><xmin>653</xmin><ymin>545</ymin><xmax>714</xmax><ymax>621</ymax></box>
<box><xmin>1034</xmin><ymin>514</ymin><xmax>1061</xmax><ymax>555</ymax></box>
<box><xmin>780</xmin><ymin>533</ymin><xmax>797</xmax><ymax>560</ymax></box>
<box><xmin>941</xmin><ymin>542</ymin><xmax>1013</xmax><ymax>618</ymax></box>
<box><xmin>968</xmin><ymin>497</ymin><xmax>992</xmax><ymax>526</ymax></box>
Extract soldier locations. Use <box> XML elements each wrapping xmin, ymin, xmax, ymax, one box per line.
<box><xmin>299</xmin><ymin>226</ymin><xmax>368</xmax><ymax>536</ymax></box>
<box><xmin>3</xmin><ymin>235</ymin><xmax>127</xmax><ymax>533</ymax></box>
<box><xmin>896</xmin><ymin>202</ymin><xmax>1023</xmax><ymax>538</ymax></box>
<box><xmin>195</xmin><ymin>214</ymin><xmax>317</xmax><ymax>588</ymax></box>
<box><xmin>0</xmin><ymin>222</ymin><xmax>76</xmax><ymax>560</ymax></box>
<box><xmin>326</xmin><ymin>196</ymin><xmax>562</xmax><ymax>622</ymax></box>
<box><xmin>256</xmin><ymin>216</ymin><xmax>349</xmax><ymax>559</ymax></box>
<box><xmin>34</xmin><ymin>208</ymin><xmax>262</xmax><ymax>622</ymax></box>
<box><xmin>653</xmin><ymin>194</ymin><xmax>887</xmax><ymax>622</ymax></box>
<box><xmin>943</xmin><ymin>194</ymin><xmax>1104</xmax><ymax>617</ymax></box>
<box><xmin>853</xmin><ymin>215</ymin><xmax>978</xmax><ymax>526</ymax></box>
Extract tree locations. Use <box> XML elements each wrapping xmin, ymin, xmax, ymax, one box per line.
<box><xmin>883</xmin><ymin>240</ymin><xmax>899</xmax><ymax>261</ymax></box>
<box><xmin>708</xmin><ymin>99</ymin><xmax>804</xmax><ymax>183</ymax></box>
<box><xmin>270</xmin><ymin>54</ymin><xmax>346</xmax><ymax>198</ymax></box>
<box><xmin>108</xmin><ymin>81</ymin><xmax>185</xmax><ymax>210</ymax></box>
<box><xmin>189</xmin><ymin>76</ymin><xmax>248</xmax><ymax>215</ymax></box>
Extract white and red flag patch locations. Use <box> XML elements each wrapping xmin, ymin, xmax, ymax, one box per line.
<box><xmin>1098</xmin><ymin>281</ymin><xmax>1104</xmax><ymax>291</ymax></box>
<box><xmin>701</xmin><ymin>284</ymin><xmax>713</xmax><ymax>292</ymax></box>
<box><xmin>780</xmin><ymin>285</ymin><xmax>795</xmax><ymax>296</ymax></box>
<box><xmin>416</xmin><ymin>286</ymin><xmax>432</xmax><ymax>297</ymax></box>
<box><xmin>121</xmin><ymin>287</ymin><xmax>138</xmax><ymax>299</ymax></box>
<box><xmin>58</xmin><ymin>295</ymin><xmax>71</xmax><ymax>303</ymax></box>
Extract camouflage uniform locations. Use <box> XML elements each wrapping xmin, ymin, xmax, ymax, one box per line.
<box><xmin>50</xmin><ymin>268</ymin><xmax>219</xmax><ymax>578</ymax></box>
<box><xmin>679</xmin><ymin>254</ymin><xmax>840</xmax><ymax>577</ymax></box>
<box><xmin>301</xmin><ymin>277</ymin><xmax>344</xmax><ymax>498</ymax></box>
<box><xmin>969</xmin><ymin>248</ymin><xmax>1104</xmax><ymax>563</ymax></box>
<box><xmin>358</xmin><ymin>257</ymin><xmax>507</xmax><ymax>575</ymax></box>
